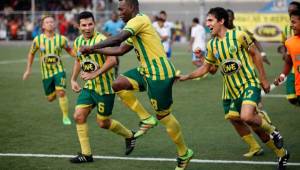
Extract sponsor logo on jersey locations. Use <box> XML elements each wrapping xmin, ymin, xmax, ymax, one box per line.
<box><xmin>221</xmin><ymin>59</ymin><xmax>242</xmax><ymax>75</ymax></box>
<box><xmin>81</xmin><ymin>60</ymin><xmax>99</xmax><ymax>72</ymax></box>
<box><xmin>43</xmin><ymin>54</ymin><xmax>60</xmax><ymax>64</ymax></box>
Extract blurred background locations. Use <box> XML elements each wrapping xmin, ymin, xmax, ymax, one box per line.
<box><xmin>0</xmin><ymin>0</ymin><xmax>292</xmax><ymax>42</ymax></box>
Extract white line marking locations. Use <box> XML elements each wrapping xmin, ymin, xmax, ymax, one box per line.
<box><xmin>0</xmin><ymin>153</ymin><xmax>299</xmax><ymax>166</ymax></box>
<box><xmin>263</xmin><ymin>94</ymin><xmax>286</xmax><ymax>98</ymax></box>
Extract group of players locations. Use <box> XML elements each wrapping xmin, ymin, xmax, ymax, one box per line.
<box><xmin>22</xmin><ymin>0</ymin><xmax>300</xmax><ymax>170</ymax></box>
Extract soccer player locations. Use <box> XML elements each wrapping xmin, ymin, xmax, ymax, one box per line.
<box><xmin>69</xmin><ymin>11</ymin><xmax>135</xmax><ymax>163</ymax></box>
<box><xmin>80</xmin><ymin>0</ymin><xmax>193</xmax><ymax>169</ymax></box>
<box><xmin>190</xmin><ymin>17</ymin><xmax>206</xmax><ymax>68</ymax></box>
<box><xmin>179</xmin><ymin>7</ymin><xmax>289</xmax><ymax>170</ymax></box>
<box><xmin>22</xmin><ymin>15</ymin><xmax>75</xmax><ymax>125</ymax></box>
<box><xmin>275</xmin><ymin>9</ymin><xmax>300</xmax><ymax>105</ymax></box>
<box><xmin>280</xmin><ymin>1</ymin><xmax>300</xmax><ymax>106</ymax></box>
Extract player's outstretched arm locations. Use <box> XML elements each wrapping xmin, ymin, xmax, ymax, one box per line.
<box><xmin>274</xmin><ymin>54</ymin><xmax>293</xmax><ymax>85</ymax></box>
<box><xmin>94</xmin><ymin>43</ymin><xmax>133</xmax><ymax>56</ymax></box>
<box><xmin>80</xmin><ymin>30</ymin><xmax>132</xmax><ymax>55</ymax></box>
<box><xmin>179</xmin><ymin>62</ymin><xmax>211</xmax><ymax>81</ymax></box>
<box><xmin>71</xmin><ymin>59</ymin><xmax>82</xmax><ymax>93</ymax></box>
<box><xmin>22</xmin><ymin>53</ymin><xmax>35</xmax><ymax>80</ymax></box>
<box><xmin>80</xmin><ymin>56</ymin><xmax>118</xmax><ymax>81</ymax></box>
<box><xmin>248</xmin><ymin>44</ymin><xmax>270</xmax><ymax>93</ymax></box>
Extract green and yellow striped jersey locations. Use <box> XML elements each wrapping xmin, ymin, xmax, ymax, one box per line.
<box><xmin>30</xmin><ymin>33</ymin><xmax>69</xmax><ymax>79</ymax></box>
<box><xmin>123</xmin><ymin>13</ymin><xmax>176</xmax><ymax>80</ymax></box>
<box><xmin>73</xmin><ymin>32</ymin><xmax>114</xmax><ymax>95</ymax></box>
<box><xmin>205</xmin><ymin>29</ymin><xmax>260</xmax><ymax>99</ymax></box>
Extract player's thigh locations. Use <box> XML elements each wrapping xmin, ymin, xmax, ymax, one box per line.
<box><xmin>146</xmin><ymin>78</ymin><xmax>174</xmax><ymax>112</ymax></box>
<box><xmin>92</xmin><ymin>92</ymin><xmax>115</xmax><ymax>117</ymax></box>
<box><xmin>118</xmin><ymin>68</ymin><xmax>147</xmax><ymax>92</ymax></box>
<box><xmin>42</xmin><ymin>76</ymin><xmax>56</xmax><ymax>97</ymax></box>
<box><xmin>240</xmin><ymin>86</ymin><xmax>261</xmax><ymax>119</ymax></box>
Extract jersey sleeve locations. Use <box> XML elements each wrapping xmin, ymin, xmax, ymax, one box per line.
<box><xmin>123</xmin><ymin>16</ymin><xmax>145</xmax><ymax>36</ymax></box>
<box><xmin>29</xmin><ymin>37</ymin><xmax>39</xmax><ymax>54</ymax></box>
<box><xmin>191</xmin><ymin>27</ymin><xmax>196</xmax><ymax>38</ymax></box>
<box><xmin>238</xmin><ymin>31</ymin><xmax>254</xmax><ymax>50</ymax></box>
<box><xmin>61</xmin><ymin>35</ymin><xmax>70</xmax><ymax>49</ymax></box>
<box><xmin>124</xmin><ymin>37</ymin><xmax>133</xmax><ymax>46</ymax></box>
<box><xmin>204</xmin><ymin>40</ymin><xmax>218</xmax><ymax>65</ymax></box>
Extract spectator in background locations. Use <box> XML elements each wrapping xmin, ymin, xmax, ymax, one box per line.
<box><xmin>174</xmin><ymin>20</ymin><xmax>183</xmax><ymax>42</ymax></box>
<box><xmin>102</xmin><ymin>11</ymin><xmax>125</xmax><ymax>77</ymax></box>
<box><xmin>24</xmin><ymin>18</ymin><xmax>34</xmax><ymax>40</ymax></box>
<box><xmin>155</xmin><ymin>17</ymin><xmax>172</xmax><ymax>59</ymax></box>
<box><xmin>0</xmin><ymin>15</ymin><xmax>7</xmax><ymax>40</ymax></box>
<box><xmin>190</xmin><ymin>17</ymin><xmax>206</xmax><ymax>68</ymax></box>
<box><xmin>8</xmin><ymin>18</ymin><xmax>19</xmax><ymax>40</ymax></box>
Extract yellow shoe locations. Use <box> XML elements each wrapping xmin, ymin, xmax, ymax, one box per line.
<box><xmin>243</xmin><ymin>148</ymin><xmax>264</xmax><ymax>158</ymax></box>
<box><xmin>63</xmin><ymin>117</ymin><xmax>72</xmax><ymax>125</ymax></box>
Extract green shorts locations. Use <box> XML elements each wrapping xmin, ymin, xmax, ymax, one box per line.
<box><xmin>76</xmin><ymin>88</ymin><xmax>115</xmax><ymax>116</ymax></box>
<box><xmin>42</xmin><ymin>71</ymin><xmax>66</xmax><ymax>96</ymax></box>
<box><xmin>286</xmin><ymin>73</ymin><xmax>296</xmax><ymax>100</ymax></box>
<box><xmin>223</xmin><ymin>86</ymin><xmax>261</xmax><ymax>120</ymax></box>
<box><xmin>122</xmin><ymin>68</ymin><xmax>174</xmax><ymax>112</ymax></box>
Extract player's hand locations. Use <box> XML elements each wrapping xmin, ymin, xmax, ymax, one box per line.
<box><xmin>22</xmin><ymin>69</ymin><xmax>31</xmax><ymax>80</ymax></box>
<box><xmin>80</xmin><ymin>70</ymin><xmax>100</xmax><ymax>81</ymax></box>
<box><xmin>71</xmin><ymin>80</ymin><xmax>81</xmax><ymax>93</ymax></box>
<box><xmin>274</xmin><ymin>74</ymin><xmax>286</xmax><ymax>86</ymax></box>
<box><xmin>79</xmin><ymin>45</ymin><xmax>93</xmax><ymax>55</ymax></box>
<box><xmin>178</xmin><ymin>75</ymin><xmax>190</xmax><ymax>81</ymax></box>
<box><xmin>260</xmin><ymin>79</ymin><xmax>270</xmax><ymax>93</ymax></box>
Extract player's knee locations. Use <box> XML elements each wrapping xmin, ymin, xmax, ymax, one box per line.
<box><xmin>112</xmin><ymin>77</ymin><xmax>130</xmax><ymax>92</ymax></box>
<box><xmin>97</xmin><ymin>119</ymin><xmax>111</xmax><ymax>129</ymax></box>
<box><xmin>240</xmin><ymin>113</ymin><xmax>253</xmax><ymax>124</ymax></box>
<box><xmin>47</xmin><ymin>95</ymin><xmax>56</xmax><ymax>102</ymax></box>
<box><xmin>56</xmin><ymin>90</ymin><xmax>65</xmax><ymax>97</ymax></box>
<box><xmin>73</xmin><ymin>113</ymin><xmax>86</xmax><ymax>124</ymax></box>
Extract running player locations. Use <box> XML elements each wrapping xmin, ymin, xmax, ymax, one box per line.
<box><xmin>22</xmin><ymin>15</ymin><xmax>75</xmax><ymax>125</ymax></box>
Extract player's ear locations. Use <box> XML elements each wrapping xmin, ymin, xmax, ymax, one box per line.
<box><xmin>220</xmin><ymin>18</ymin><xmax>225</xmax><ymax>25</ymax></box>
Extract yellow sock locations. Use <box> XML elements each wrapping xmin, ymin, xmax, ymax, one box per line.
<box><xmin>265</xmin><ymin>139</ymin><xmax>285</xmax><ymax>157</ymax></box>
<box><xmin>76</xmin><ymin>123</ymin><xmax>92</xmax><ymax>155</ymax></box>
<box><xmin>242</xmin><ymin>134</ymin><xmax>261</xmax><ymax>150</ymax></box>
<box><xmin>109</xmin><ymin>119</ymin><xmax>132</xmax><ymax>138</ymax></box>
<box><xmin>58</xmin><ymin>96</ymin><xmax>69</xmax><ymax>118</ymax></box>
<box><xmin>159</xmin><ymin>113</ymin><xmax>187</xmax><ymax>156</ymax></box>
<box><xmin>260</xmin><ymin>118</ymin><xmax>275</xmax><ymax>134</ymax></box>
<box><xmin>117</xmin><ymin>90</ymin><xmax>151</xmax><ymax>120</ymax></box>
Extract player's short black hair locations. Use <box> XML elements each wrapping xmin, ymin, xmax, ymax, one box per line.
<box><xmin>227</xmin><ymin>9</ymin><xmax>235</xmax><ymax>18</ymax></box>
<box><xmin>119</xmin><ymin>0</ymin><xmax>139</xmax><ymax>10</ymax></box>
<box><xmin>192</xmin><ymin>17</ymin><xmax>199</xmax><ymax>24</ymax></box>
<box><xmin>207</xmin><ymin>7</ymin><xmax>229</xmax><ymax>28</ymax></box>
<box><xmin>290</xmin><ymin>9</ymin><xmax>300</xmax><ymax>18</ymax></box>
<box><xmin>77</xmin><ymin>11</ymin><xmax>95</xmax><ymax>24</ymax></box>
<box><xmin>290</xmin><ymin>1</ymin><xmax>300</xmax><ymax>10</ymax></box>
<box><xmin>160</xmin><ymin>10</ymin><xmax>167</xmax><ymax>15</ymax></box>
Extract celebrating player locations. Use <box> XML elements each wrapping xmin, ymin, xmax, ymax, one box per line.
<box><xmin>22</xmin><ymin>15</ymin><xmax>76</xmax><ymax>125</ymax></box>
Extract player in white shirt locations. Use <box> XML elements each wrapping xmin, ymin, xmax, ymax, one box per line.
<box><xmin>190</xmin><ymin>17</ymin><xmax>206</xmax><ymax>67</ymax></box>
<box><xmin>155</xmin><ymin>17</ymin><xmax>171</xmax><ymax>58</ymax></box>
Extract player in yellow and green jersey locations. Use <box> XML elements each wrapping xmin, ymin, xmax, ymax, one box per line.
<box><xmin>69</xmin><ymin>11</ymin><xmax>136</xmax><ymax>163</ymax></box>
<box><xmin>22</xmin><ymin>15</ymin><xmax>76</xmax><ymax>125</ymax></box>
<box><xmin>79</xmin><ymin>1</ymin><xmax>193</xmax><ymax>169</ymax></box>
<box><xmin>179</xmin><ymin>7</ymin><xmax>289</xmax><ymax>170</ymax></box>
<box><xmin>280</xmin><ymin>1</ymin><xmax>300</xmax><ymax>106</ymax></box>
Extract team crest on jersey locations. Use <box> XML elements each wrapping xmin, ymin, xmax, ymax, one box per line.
<box><xmin>43</xmin><ymin>54</ymin><xmax>60</xmax><ymax>65</ymax></box>
<box><xmin>40</xmin><ymin>45</ymin><xmax>45</xmax><ymax>52</ymax></box>
<box><xmin>221</xmin><ymin>59</ymin><xmax>242</xmax><ymax>75</ymax></box>
<box><xmin>228</xmin><ymin>45</ymin><xmax>237</xmax><ymax>54</ymax></box>
<box><xmin>81</xmin><ymin>60</ymin><xmax>99</xmax><ymax>72</ymax></box>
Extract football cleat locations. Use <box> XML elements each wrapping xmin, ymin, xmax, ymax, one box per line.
<box><xmin>277</xmin><ymin>149</ymin><xmax>290</xmax><ymax>170</ymax></box>
<box><xmin>243</xmin><ymin>148</ymin><xmax>264</xmax><ymax>158</ymax></box>
<box><xmin>270</xmin><ymin>130</ymin><xmax>284</xmax><ymax>149</ymax></box>
<box><xmin>125</xmin><ymin>131</ymin><xmax>136</xmax><ymax>155</ymax></box>
<box><xmin>63</xmin><ymin>117</ymin><xmax>72</xmax><ymax>125</ymax></box>
<box><xmin>175</xmin><ymin>149</ymin><xmax>194</xmax><ymax>170</ymax></box>
<box><xmin>134</xmin><ymin>116</ymin><xmax>158</xmax><ymax>138</ymax></box>
<box><xmin>70</xmin><ymin>153</ymin><xmax>93</xmax><ymax>163</ymax></box>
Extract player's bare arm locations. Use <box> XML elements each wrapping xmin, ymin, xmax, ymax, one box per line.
<box><xmin>248</xmin><ymin>44</ymin><xmax>270</xmax><ymax>93</ymax></box>
<box><xmin>94</xmin><ymin>43</ymin><xmax>133</xmax><ymax>56</ymax></box>
<box><xmin>80</xmin><ymin>30</ymin><xmax>131</xmax><ymax>55</ymax></box>
<box><xmin>22</xmin><ymin>52</ymin><xmax>35</xmax><ymax>80</ymax></box>
<box><xmin>71</xmin><ymin>59</ymin><xmax>82</xmax><ymax>93</ymax></box>
<box><xmin>81</xmin><ymin>56</ymin><xmax>118</xmax><ymax>81</ymax></box>
<box><xmin>274</xmin><ymin>54</ymin><xmax>293</xmax><ymax>85</ymax></box>
<box><xmin>179</xmin><ymin>62</ymin><xmax>211</xmax><ymax>81</ymax></box>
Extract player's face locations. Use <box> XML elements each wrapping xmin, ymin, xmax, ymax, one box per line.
<box><xmin>206</xmin><ymin>14</ymin><xmax>223</xmax><ymax>36</ymax></box>
<box><xmin>79</xmin><ymin>17</ymin><xmax>95</xmax><ymax>39</ymax></box>
<box><xmin>118</xmin><ymin>1</ymin><xmax>133</xmax><ymax>22</ymax></box>
<box><xmin>291</xmin><ymin>15</ymin><xmax>300</xmax><ymax>35</ymax></box>
<box><xmin>42</xmin><ymin>17</ymin><xmax>55</xmax><ymax>32</ymax></box>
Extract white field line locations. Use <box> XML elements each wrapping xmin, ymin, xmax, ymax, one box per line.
<box><xmin>0</xmin><ymin>153</ymin><xmax>299</xmax><ymax>166</ymax></box>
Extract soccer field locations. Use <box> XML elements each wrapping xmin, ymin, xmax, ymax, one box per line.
<box><xmin>0</xmin><ymin>43</ymin><xmax>299</xmax><ymax>170</ymax></box>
